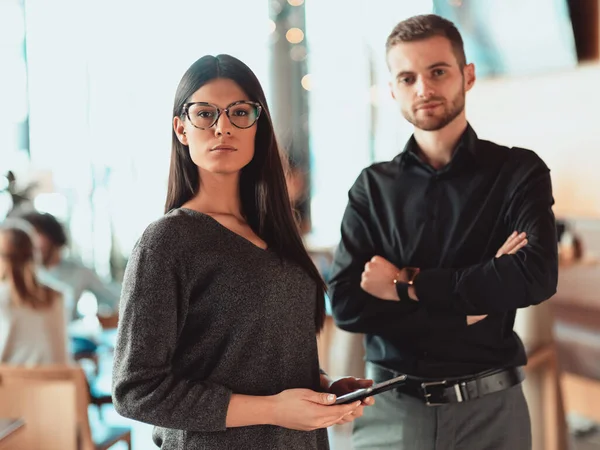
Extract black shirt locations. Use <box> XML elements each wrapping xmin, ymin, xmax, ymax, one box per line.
<box><xmin>329</xmin><ymin>125</ymin><xmax>558</xmax><ymax>378</ymax></box>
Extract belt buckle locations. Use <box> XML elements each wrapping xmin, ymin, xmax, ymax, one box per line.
<box><xmin>420</xmin><ymin>380</ymin><xmax>447</xmax><ymax>406</ymax></box>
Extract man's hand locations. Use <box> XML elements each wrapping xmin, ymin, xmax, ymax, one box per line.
<box><xmin>360</xmin><ymin>256</ymin><xmax>402</xmax><ymax>300</ymax></box>
<box><xmin>466</xmin><ymin>315</ymin><xmax>487</xmax><ymax>325</ymax></box>
<box><xmin>495</xmin><ymin>231</ymin><xmax>528</xmax><ymax>258</ymax></box>
<box><xmin>468</xmin><ymin>231</ymin><xmax>528</xmax><ymax>326</ymax></box>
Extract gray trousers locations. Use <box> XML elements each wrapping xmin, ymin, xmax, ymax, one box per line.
<box><xmin>352</xmin><ymin>363</ymin><xmax>532</xmax><ymax>450</ymax></box>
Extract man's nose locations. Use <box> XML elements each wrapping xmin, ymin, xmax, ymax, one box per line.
<box><xmin>415</xmin><ymin>77</ymin><xmax>434</xmax><ymax>99</ymax></box>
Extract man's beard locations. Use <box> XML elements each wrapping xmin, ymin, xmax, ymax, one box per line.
<box><xmin>403</xmin><ymin>88</ymin><xmax>465</xmax><ymax>132</ymax></box>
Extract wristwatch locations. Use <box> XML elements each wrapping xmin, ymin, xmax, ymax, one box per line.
<box><xmin>393</xmin><ymin>267</ymin><xmax>420</xmax><ymax>302</ymax></box>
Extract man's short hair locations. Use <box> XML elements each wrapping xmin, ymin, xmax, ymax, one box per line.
<box><xmin>17</xmin><ymin>211</ymin><xmax>68</xmax><ymax>247</ymax></box>
<box><xmin>386</xmin><ymin>14</ymin><xmax>467</xmax><ymax>68</ymax></box>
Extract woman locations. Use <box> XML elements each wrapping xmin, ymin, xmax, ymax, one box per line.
<box><xmin>112</xmin><ymin>54</ymin><xmax>372</xmax><ymax>449</ymax></box>
<box><xmin>0</xmin><ymin>219</ymin><xmax>69</xmax><ymax>365</ymax></box>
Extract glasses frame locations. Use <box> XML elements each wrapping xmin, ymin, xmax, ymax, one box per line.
<box><xmin>182</xmin><ymin>100</ymin><xmax>263</xmax><ymax>130</ymax></box>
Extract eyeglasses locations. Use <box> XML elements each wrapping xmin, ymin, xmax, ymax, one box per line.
<box><xmin>182</xmin><ymin>100</ymin><xmax>262</xmax><ymax>130</ymax></box>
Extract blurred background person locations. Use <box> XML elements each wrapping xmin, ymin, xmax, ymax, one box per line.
<box><xmin>18</xmin><ymin>210</ymin><xmax>120</xmax><ymax>321</ymax></box>
<box><xmin>16</xmin><ymin>210</ymin><xmax>121</xmax><ymax>360</ymax></box>
<box><xmin>0</xmin><ymin>218</ymin><xmax>69</xmax><ymax>364</ymax></box>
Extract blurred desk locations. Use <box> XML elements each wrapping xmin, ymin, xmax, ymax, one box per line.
<box><xmin>551</xmin><ymin>258</ymin><xmax>600</xmax><ymax>428</ymax></box>
<box><xmin>0</xmin><ymin>418</ymin><xmax>24</xmax><ymax>449</ymax></box>
<box><xmin>552</xmin><ymin>259</ymin><xmax>600</xmax><ymax>381</ymax></box>
<box><xmin>518</xmin><ymin>257</ymin><xmax>600</xmax><ymax>450</ymax></box>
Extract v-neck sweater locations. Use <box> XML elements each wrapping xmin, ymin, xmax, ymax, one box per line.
<box><xmin>112</xmin><ymin>208</ymin><xmax>328</xmax><ymax>449</ymax></box>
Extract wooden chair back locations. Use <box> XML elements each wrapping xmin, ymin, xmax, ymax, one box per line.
<box><xmin>0</xmin><ymin>365</ymin><xmax>96</xmax><ymax>450</ymax></box>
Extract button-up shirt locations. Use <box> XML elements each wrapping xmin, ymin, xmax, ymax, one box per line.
<box><xmin>329</xmin><ymin>124</ymin><xmax>558</xmax><ymax>377</ymax></box>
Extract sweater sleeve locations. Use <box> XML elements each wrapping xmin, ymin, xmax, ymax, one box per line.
<box><xmin>112</xmin><ymin>243</ymin><xmax>233</xmax><ymax>432</ymax></box>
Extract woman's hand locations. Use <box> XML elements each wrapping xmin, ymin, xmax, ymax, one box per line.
<box><xmin>270</xmin><ymin>389</ymin><xmax>362</xmax><ymax>431</ymax></box>
<box><xmin>328</xmin><ymin>377</ymin><xmax>375</xmax><ymax>423</ymax></box>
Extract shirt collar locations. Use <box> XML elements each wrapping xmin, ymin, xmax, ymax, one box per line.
<box><xmin>398</xmin><ymin>123</ymin><xmax>481</xmax><ymax>170</ymax></box>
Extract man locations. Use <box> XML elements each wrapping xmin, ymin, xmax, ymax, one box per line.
<box><xmin>329</xmin><ymin>14</ymin><xmax>557</xmax><ymax>450</ymax></box>
<box><xmin>19</xmin><ymin>211</ymin><xmax>120</xmax><ymax>321</ymax></box>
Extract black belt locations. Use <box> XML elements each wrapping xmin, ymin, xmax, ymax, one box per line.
<box><xmin>368</xmin><ymin>362</ymin><xmax>525</xmax><ymax>406</ymax></box>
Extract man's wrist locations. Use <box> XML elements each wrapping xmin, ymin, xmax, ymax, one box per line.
<box><xmin>394</xmin><ymin>267</ymin><xmax>420</xmax><ymax>302</ymax></box>
<box><xmin>395</xmin><ymin>282</ymin><xmax>411</xmax><ymax>302</ymax></box>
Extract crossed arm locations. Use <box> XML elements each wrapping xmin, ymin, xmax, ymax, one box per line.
<box><xmin>360</xmin><ymin>231</ymin><xmax>529</xmax><ymax>325</ymax></box>
<box><xmin>330</xmin><ymin>164</ymin><xmax>558</xmax><ymax>332</ymax></box>
<box><xmin>359</xmin><ymin>169</ymin><xmax>558</xmax><ymax>317</ymax></box>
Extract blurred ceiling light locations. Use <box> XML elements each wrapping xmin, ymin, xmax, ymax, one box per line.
<box><xmin>290</xmin><ymin>45</ymin><xmax>307</xmax><ymax>61</ymax></box>
<box><xmin>301</xmin><ymin>74</ymin><xmax>312</xmax><ymax>91</ymax></box>
<box><xmin>268</xmin><ymin>19</ymin><xmax>276</xmax><ymax>33</ymax></box>
<box><xmin>288</xmin><ymin>0</ymin><xmax>305</xmax><ymax>6</ymax></box>
<box><xmin>286</xmin><ymin>28</ymin><xmax>304</xmax><ymax>44</ymax></box>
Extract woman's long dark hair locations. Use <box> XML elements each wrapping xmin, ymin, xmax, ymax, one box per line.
<box><xmin>165</xmin><ymin>54</ymin><xmax>326</xmax><ymax>332</ymax></box>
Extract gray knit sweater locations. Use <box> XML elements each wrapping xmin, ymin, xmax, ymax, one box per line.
<box><xmin>112</xmin><ymin>208</ymin><xmax>329</xmax><ymax>449</ymax></box>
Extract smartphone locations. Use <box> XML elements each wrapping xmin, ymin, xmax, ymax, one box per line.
<box><xmin>333</xmin><ymin>374</ymin><xmax>408</xmax><ymax>405</ymax></box>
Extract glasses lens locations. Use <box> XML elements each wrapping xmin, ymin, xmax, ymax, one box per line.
<box><xmin>228</xmin><ymin>102</ymin><xmax>259</xmax><ymax>128</ymax></box>
<box><xmin>187</xmin><ymin>104</ymin><xmax>218</xmax><ymax>129</ymax></box>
